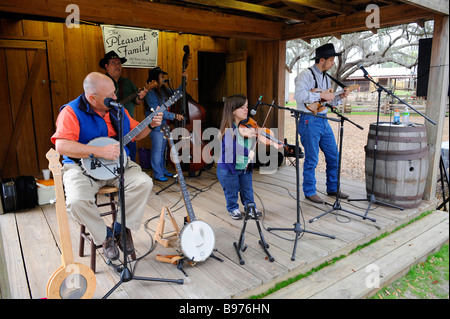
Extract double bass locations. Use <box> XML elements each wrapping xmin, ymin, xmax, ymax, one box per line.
<box><xmin>174</xmin><ymin>45</ymin><xmax>212</xmax><ymax>176</ymax></box>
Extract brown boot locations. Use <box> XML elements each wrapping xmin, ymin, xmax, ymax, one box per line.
<box><xmin>103</xmin><ymin>236</ymin><xmax>119</xmax><ymax>260</ymax></box>
<box><xmin>305</xmin><ymin>194</ymin><xmax>324</xmax><ymax>204</ymax></box>
<box><xmin>327</xmin><ymin>190</ymin><xmax>349</xmax><ymax>199</ymax></box>
<box><xmin>116</xmin><ymin>229</ymin><xmax>135</xmax><ymax>255</ymax></box>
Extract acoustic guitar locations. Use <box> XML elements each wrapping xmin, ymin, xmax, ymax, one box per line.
<box><xmin>306</xmin><ymin>84</ymin><xmax>359</xmax><ymax>114</ymax></box>
<box><xmin>161</xmin><ymin>123</ymin><xmax>215</xmax><ymax>262</ymax></box>
<box><xmin>81</xmin><ymin>90</ymin><xmax>182</xmax><ymax>180</ymax></box>
<box><xmin>46</xmin><ymin>148</ymin><xmax>96</xmax><ymax>299</ymax></box>
<box><xmin>118</xmin><ymin>80</ymin><xmax>158</xmax><ymax>106</ymax></box>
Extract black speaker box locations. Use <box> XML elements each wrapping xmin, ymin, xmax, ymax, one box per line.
<box><xmin>416</xmin><ymin>38</ymin><xmax>432</xmax><ymax>97</ymax></box>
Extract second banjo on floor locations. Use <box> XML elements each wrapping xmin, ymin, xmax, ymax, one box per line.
<box><xmin>81</xmin><ymin>90</ymin><xmax>182</xmax><ymax>180</ymax></box>
<box><xmin>161</xmin><ymin>123</ymin><xmax>215</xmax><ymax>263</ymax></box>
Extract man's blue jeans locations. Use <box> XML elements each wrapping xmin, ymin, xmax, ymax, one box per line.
<box><xmin>298</xmin><ymin>113</ymin><xmax>339</xmax><ymax>197</ymax></box>
<box><xmin>217</xmin><ymin>166</ymin><xmax>255</xmax><ymax>213</ymax></box>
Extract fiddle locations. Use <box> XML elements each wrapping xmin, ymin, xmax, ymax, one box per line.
<box><xmin>238</xmin><ymin>117</ymin><xmax>283</xmax><ymax>149</ymax></box>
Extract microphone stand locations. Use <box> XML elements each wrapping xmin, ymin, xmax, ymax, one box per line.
<box><xmin>155</xmin><ymin>174</ymin><xmax>201</xmax><ymax>195</ymax></box>
<box><xmin>309</xmin><ymin>105</ymin><xmax>376</xmax><ymax>223</ymax></box>
<box><xmin>262</xmin><ymin>103</ymin><xmax>336</xmax><ymax>261</ymax></box>
<box><xmin>348</xmin><ymin>73</ymin><xmax>435</xmax><ymax>215</ymax></box>
<box><xmin>103</xmin><ymin>102</ymin><xmax>183</xmax><ymax>299</ymax></box>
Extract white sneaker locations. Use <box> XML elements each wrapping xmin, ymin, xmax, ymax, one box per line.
<box><xmin>229</xmin><ymin>209</ymin><xmax>243</xmax><ymax>220</ymax></box>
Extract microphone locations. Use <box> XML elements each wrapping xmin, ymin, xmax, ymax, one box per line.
<box><xmin>104</xmin><ymin>97</ymin><xmax>124</xmax><ymax>109</ymax></box>
<box><xmin>357</xmin><ymin>63</ymin><xmax>370</xmax><ymax>78</ymax></box>
<box><xmin>250</xmin><ymin>94</ymin><xmax>263</xmax><ymax>116</ymax></box>
<box><xmin>163</xmin><ymin>79</ymin><xmax>172</xmax><ymax>83</ymax></box>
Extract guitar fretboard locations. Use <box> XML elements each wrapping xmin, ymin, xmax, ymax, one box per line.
<box><xmin>122</xmin><ymin>106</ymin><xmax>165</xmax><ymax>145</ymax></box>
<box><xmin>167</xmin><ymin>135</ymin><xmax>196</xmax><ymax>222</ymax></box>
<box><xmin>122</xmin><ymin>91</ymin><xmax>181</xmax><ymax>146</ymax></box>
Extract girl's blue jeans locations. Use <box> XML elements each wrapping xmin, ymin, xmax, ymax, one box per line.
<box><xmin>217</xmin><ymin>166</ymin><xmax>255</xmax><ymax>213</ymax></box>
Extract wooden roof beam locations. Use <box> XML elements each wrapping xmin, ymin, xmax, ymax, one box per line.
<box><xmin>281</xmin><ymin>1</ymin><xmax>320</xmax><ymax>22</ymax></box>
<box><xmin>282</xmin><ymin>0</ymin><xmax>356</xmax><ymax>15</ymax></box>
<box><xmin>180</xmin><ymin>0</ymin><xmax>311</xmax><ymax>22</ymax></box>
<box><xmin>282</xmin><ymin>3</ymin><xmax>435</xmax><ymax>41</ymax></box>
<box><xmin>0</xmin><ymin>0</ymin><xmax>283</xmax><ymax>40</ymax></box>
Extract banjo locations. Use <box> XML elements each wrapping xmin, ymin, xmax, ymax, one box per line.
<box><xmin>161</xmin><ymin>123</ymin><xmax>215</xmax><ymax>262</ymax></box>
<box><xmin>46</xmin><ymin>148</ymin><xmax>97</xmax><ymax>299</ymax></box>
<box><xmin>81</xmin><ymin>90</ymin><xmax>182</xmax><ymax>180</ymax></box>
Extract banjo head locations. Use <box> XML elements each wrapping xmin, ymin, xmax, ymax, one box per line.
<box><xmin>179</xmin><ymin>220</ymin><xmax>215</xmax><ymax>262</ymax></box>
<box><xmin>81</xmin><ymin>137</ymin><xmax>127</xmax><ymax>180</ymax></box>
<box><xmin>46</xmin><ymin>263</ymin><xmax>96</xmax><ymax>299</ymax></box>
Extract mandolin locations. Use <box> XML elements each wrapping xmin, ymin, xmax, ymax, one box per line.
<box><xmin>46</xmin><ymin>148</ymin><xmax>96</xmax><ymax>299</ymax></box>
<box><xmin>81</xmin><ymin>90</ymin><xmax>182</xmax><ymax>180</ymax></box>
<box><xmin>306</xmin><ymin>84</ymin><xmax>359</xmax><ymax>114</ymax></box>
<box><xmin>161</xmin><ymin>123</ymin><xmax>215</xmax><ymax>262</ymax></box>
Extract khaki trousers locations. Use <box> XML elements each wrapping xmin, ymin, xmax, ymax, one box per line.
<box><xmin>62</xmin><ymin>160</ymin><xmax>153</xmax><ymax>245</ymax></box>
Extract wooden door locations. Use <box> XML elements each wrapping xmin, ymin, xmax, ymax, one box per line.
<box><xmin>0</xmin><ymin>40</ymin><xmax>54</xmax><ymax>179</ymax></box>
<box><xmin>224</xmin><ymin>50</ymin><xmax>247</xmax><ymax>97</ymax></box>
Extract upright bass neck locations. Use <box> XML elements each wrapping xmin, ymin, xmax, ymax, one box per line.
<box><xmin>180</xmin><ymin>45</ymin><xmax>190</xmax><ymax>121</ymax></box>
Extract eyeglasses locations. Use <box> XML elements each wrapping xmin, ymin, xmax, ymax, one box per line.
<box><xmin>93</xmin><ymin>90</ymin><xmax>117</xmax><ymax>100</ymax></box>
<box><xmin>108</xmin><ymin>60</ymin><xmax>122</xmax><ymax>67</ymax></box>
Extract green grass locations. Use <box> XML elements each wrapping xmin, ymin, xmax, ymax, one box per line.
<box><xmin>370</xmin><ymin>244</ymin><xmax>449</xmax><ymax>299</ymax></box>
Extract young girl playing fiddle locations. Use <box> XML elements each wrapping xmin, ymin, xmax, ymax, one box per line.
<box><xmin>216</xmin><ymin>94</ymin><xmax>261</xmax><ymax>220</ymax></box>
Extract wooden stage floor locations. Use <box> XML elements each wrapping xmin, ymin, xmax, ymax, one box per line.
<box><xmin>0</xmin><ymin>164</ymin><xmax>436</xmax><ymax>299</ymax></box>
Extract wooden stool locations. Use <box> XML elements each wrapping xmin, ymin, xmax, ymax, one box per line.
<box><xmin>79</xmin><ymin>186</ymin><xmax>136</xmax><ymax>273</ymax></box>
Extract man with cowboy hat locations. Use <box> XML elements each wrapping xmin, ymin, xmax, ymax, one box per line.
<box><xmin>294</xmin><ymin>43</ymin><xmax>349</xmax><ymax>204</ymax></box>
<box><xmin>99</xmin><ymin>50</ymin><xmax>148</xmax><ymax>161</ymax></box>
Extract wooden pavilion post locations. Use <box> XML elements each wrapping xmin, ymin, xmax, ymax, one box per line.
<box><xmin>423</xmin><ymin>14</ymin><xmax>449</xmax><ymax>200</ymax></box>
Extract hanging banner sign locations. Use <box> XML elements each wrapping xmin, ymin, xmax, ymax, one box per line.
<box><xmin>101</xmin><ymin>24</ymin><xmax>159</xmax><ymax>68</ymax></box>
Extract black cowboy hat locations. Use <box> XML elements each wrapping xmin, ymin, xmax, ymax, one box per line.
<box><xmin>312</xmin><ymin>43</ymin><xmax>341</xmax><ymax>60</ymax></box>
<box><xmin>99</xmin><ymin>50</ymin><xmax>127</xmax><ymax>69</ymax></box>
<box><xmin>147</xmin><ymin>67</ymin><xmax>168</xmax><ymax>82</ymax></box>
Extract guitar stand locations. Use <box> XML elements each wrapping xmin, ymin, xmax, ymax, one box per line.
<box><xmin>234</xmin><ymin>203</ymin><xmax>274</xmax><ymax>265</ymax></box>
<box><xmin>154</xmin><ymin>206</ymin><xmax>223</xmax><ymax>276</ymax></box>
<box><xmin>156</xmin><ymin>250</ymin><xmax>224</xmax><ymax>277</ymax></box>
<box><xmin>309</xmin><ymin>107</ymin><xmax>377</xmax><ymax>223</ymax></box>
<box><xmin>156</xmin><ymin>174</ymin><xmax>201</xmax><ymax>195</ymax></box>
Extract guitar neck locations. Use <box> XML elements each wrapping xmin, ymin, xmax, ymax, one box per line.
<box><xmin>123</xmin><ymin>90</ymin><xmax>181</xmax><ymax>146</ymax></box>
<box><xmin>118</xmin><ymin>91</ymin><xmax>139</xmax><ymax>106</ymax></box>
<box><xmin>332</xmin><ymin>84</ymin><xmax>359</xmax><ymax>96</ymax></box>
<box><xmin>122</xmin><ymin>105</ymin><xmax>166</xmax><ymax>146</ymax></box>
<box><xmin>167</xmin><ymin>137</ymin><xmax>196</xmax><ymax>222</ymax></box>
<box><xmin>119</xmin><ymin>81</ymin><xmax>157</xmax><ymax>107</ymax></box>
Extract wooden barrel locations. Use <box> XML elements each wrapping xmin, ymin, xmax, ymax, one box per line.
<box><xmin>365</xmin><ymin>122</ymin><xmax>428</xmax><ymax>209</ymax></box>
